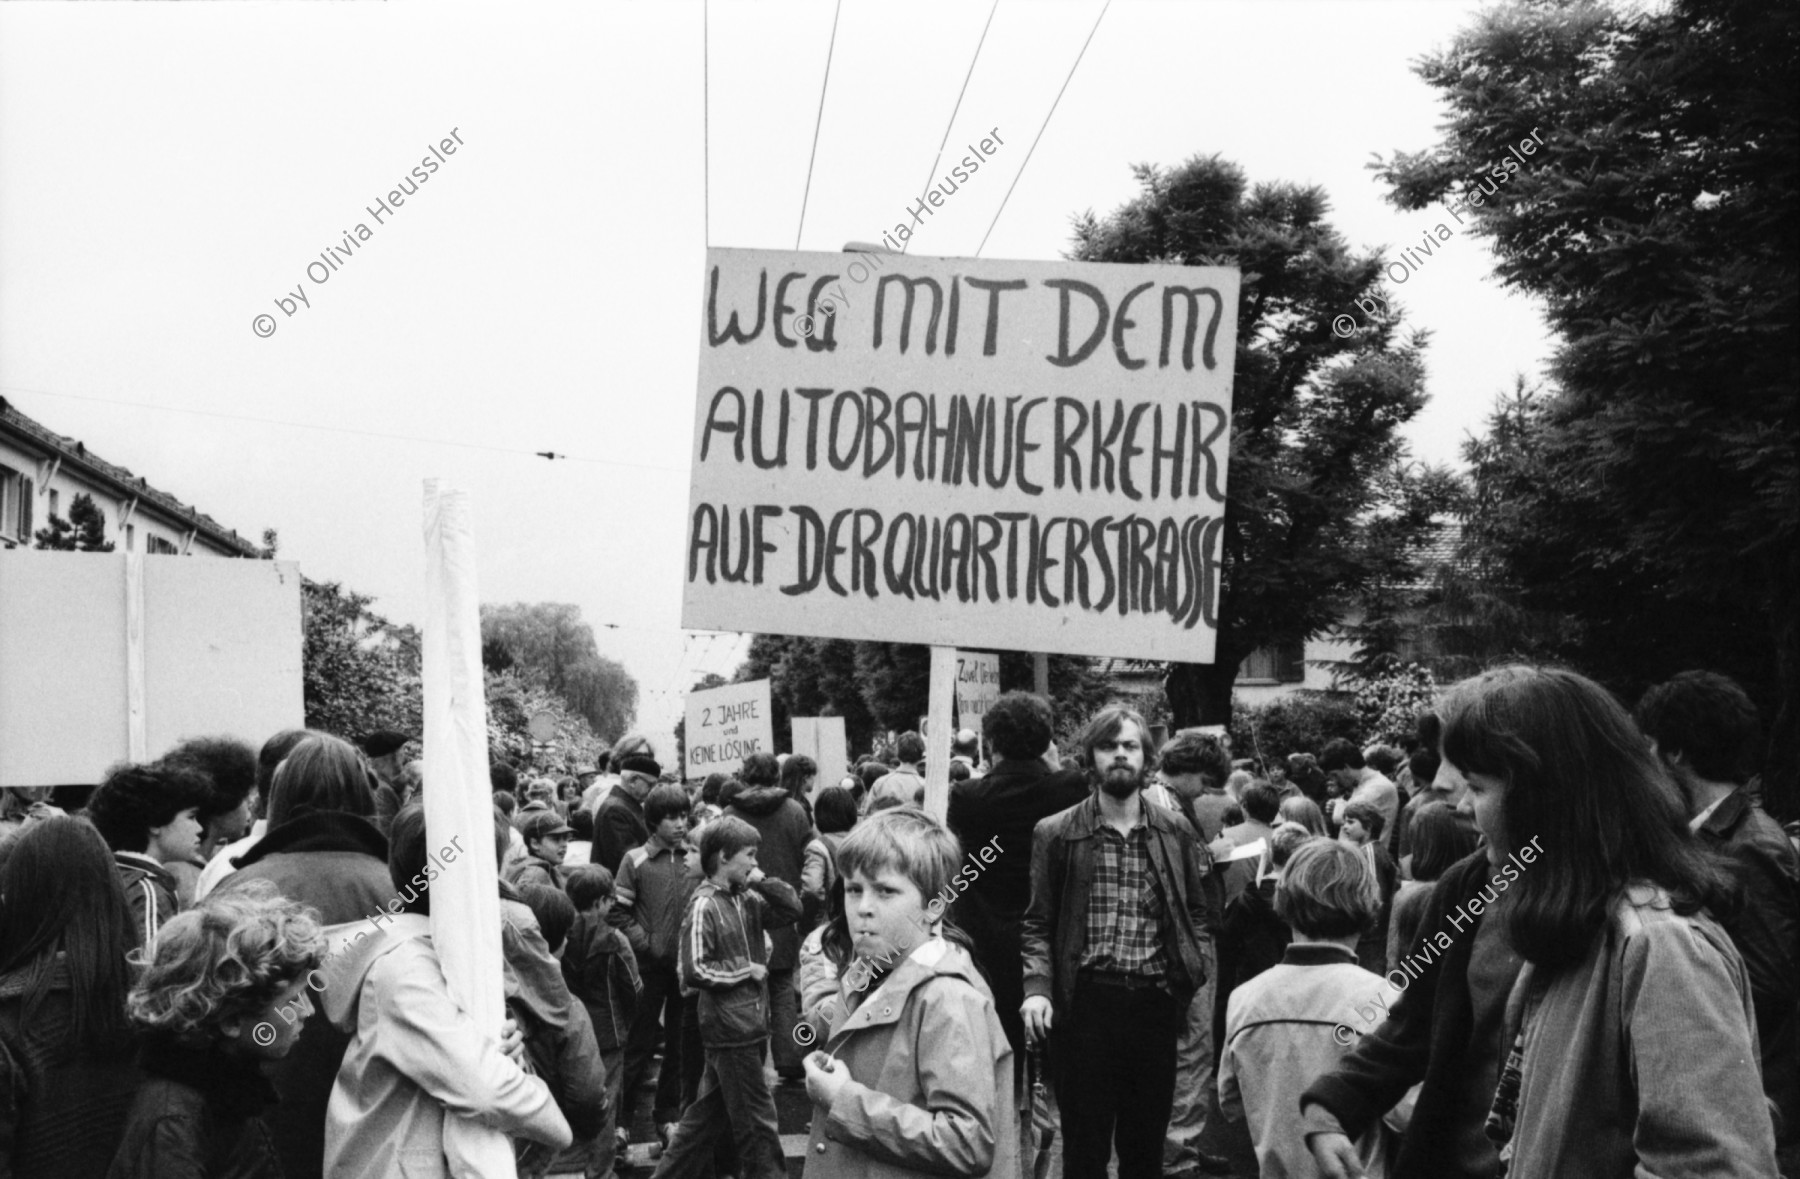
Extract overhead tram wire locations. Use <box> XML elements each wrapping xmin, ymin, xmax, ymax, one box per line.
<box><xmin>904</xmin><ymin>0</ymin><xmax>1001</xmax><ymax>256</ymax></box>
<box><xmin>975</xmin><ymin>0</ymin><xmax>1112</xmax><ymax>258</ymax></box>
<box><xmin>1</xmin><ymin>385</ymin><xmax>679</xmax><ymax>476</ymax></box>
<box><xmin>794</xmin><ymin>0</ymin><xmax>844</xmax><ymax>249</ymax></box>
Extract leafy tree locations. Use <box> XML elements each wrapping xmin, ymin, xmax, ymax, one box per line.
<box><xmin>735</xmin><ymin>634</ymin><xmax>797</xmax><ymax>752</ymax></box>
<box><xmin>1350</xmin><ymin>662</ymin><xmax>1439</xmax><ymax>747</ymax></box>
<box><xmin>302</xmin><ymin>580</ymin><xmax>604</xmax><ymax>769</ymax></box>
<box><xmin>484</xmin><ymin>669</ymin><xmax>607</xmax><ymax>771</ymax></box>
<box><xmin>994</xmin><ymin>652</ymin><xmax>1116</xmax><ymax>740</ymax></box>
<box><xmin>1229</xmin><ymin>692</ymin><xmax>1364</xmax><ymax>764</ymax></box>
<box><xmin>1066</xmin><ymin>155</ymin><xmax>1457</xmax><ymax>727</ymax></box>
<box><xmin>301</xmin><ymin>580</ymin><xmax>423</xmax><ymax>739</ymax></box>
<box><xmin>480</xmin><ymin>603</ymin><xmax>639</xmax><ymax>743</ymax></box>
<box><xmin>34</xmin><ymin>492</ymin><xmax>115</xmax><ymax>552</ymax></box>
<box><xmin>1374</xmin><ymin>0</ymin><xmax>1799</xmax><ymax>812</ymax></box>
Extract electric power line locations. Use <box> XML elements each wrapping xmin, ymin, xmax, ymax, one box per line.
<box><xmin>1</xmin><ymin>385</ymin><xmax>680</xmax><ymax>476</ymax></box>
<box><xmin>976</xmin><ymin>0</ymin><xmax>1112</xmax><ymax>258</ymax></box>
<box><xmin>794</xmin><ymin>0</ymin><xmax>844</xmax><ymax>249</ymax></box>
<box><xmin>905</xmin><ymin>0</ymin><xmax>1001</xmax><ymax>256</ymax></box>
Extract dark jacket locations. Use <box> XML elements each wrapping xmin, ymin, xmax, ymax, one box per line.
<box><xmin>1301</xmin><ymin>850</ymin><xmax>1520</xmax><ymax>1179</ymax></box>
<box><xmin>593</xmin><ymin>790</ymin><xmax>648</xmax><ymax>875</ymax></box>
<box><xmin>1698</xmin><ymin>786</ymin><xmax>1800</xmax><ymax>1139</ymax></box>
<box><xmin>1021</xmin><ymin>793</ymin><xmax>1217</xmax><ymax>1017</ymax></box>
<box><xmin>216</xmin><ymin>810</ymin><xmax>392</xmax><ymax>1179</ymax></box>
<box><xmin>1353</xmin><ymin>840</ymin><xmax>1399</xmax><ymax>975</ymax></box>
<box><xmin>1218</xmin><ymin>876</ymin><xmax>1290</xmax><ymax>995</ymax></box>
<box><xmin>726</xmin><ymin>785</ymin><xmax>816</xmax><ymax>970</ymax></box>
<box><xmin>371</xmin><ymin>782</ymin><xmax>405</xmax><ymax>836</ymax></box>
<box><xmin>611</xmin><ymin>838</ymin><xmax>695</xmax><ymax>966</ymax></box>
<box><xmin>679</xmin><ymin>878</ymin><xmax>801</xmax><ymax>1049</ymax></box>
<box><xmin>226</xmin><ymin>810</ymin><xmax>393</xmax><ymax>914</ymax></box>
<box><xmin>500</xmin><ymin>897</ymin><xmax>608</xmax><ymax>1150</ymax></box>
<box><xmin>105</xmin><ymin>1036</ymin><xmax>282</xmax><ymax>1179</ymax></box>
<box><xmin>114</xmin><ymin>852</ymin><xmax>180</xmax><ymax>951</ymax></box>
<box><xmin>0</xmin><ymin>957</ymin><xmax>141</xmax><ymax>1179</ymax></box>
<box><xmin>563</xmin><ymin>914</ymin><xmax>643</xmax><ymax>1051</ymax></box>
<box><xmin>946</xmin><ymin>760</ymin><xmax>1090</xmax><ymax>1054</ymax></box>
<box><xmin>506</xmin><ymin>853</ymin><xmax>566</xmax><ymax>892</ymax></box>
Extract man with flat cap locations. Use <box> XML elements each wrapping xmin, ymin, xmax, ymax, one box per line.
<box><xmin>594</xmin><ymin>754</ymin><xmax>661</xmax><ymax>873</ymax></box>
<box><xmin>357</xmin><ymin>729</ymin><xmax>413</xmax><ymax>836</ymax></box>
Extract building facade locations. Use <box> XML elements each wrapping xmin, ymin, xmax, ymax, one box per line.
<box><xmin>0</xmin><ymin>397</ymin><xmax>261</xmax><ymax>558</ymax></box>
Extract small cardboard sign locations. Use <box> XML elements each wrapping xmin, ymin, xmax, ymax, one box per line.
<box><xmin>955</xmin><ymin>650</ymin><xmax>1001</xmax><ymax>727</ymax></box>
<box><xmin>684</xmin><ymin>679</ymin><xmax>773</xmax><ymax>775</ymax></box>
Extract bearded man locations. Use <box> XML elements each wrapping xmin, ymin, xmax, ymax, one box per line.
<box><xmin>1020</xmin><ymin>705</ymin><xmax>1218</xmax><ymax>1179</ymax></box>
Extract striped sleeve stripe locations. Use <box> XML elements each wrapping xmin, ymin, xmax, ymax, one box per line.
<box><xmin>139</xmin><ymin>879</ymin><xmax>159</xmax><ymax>948</ymax></box>
<box><xmin>688</xmin><ymin>893</ymin><xmax>757</xmax><ymax>987</ymax></box>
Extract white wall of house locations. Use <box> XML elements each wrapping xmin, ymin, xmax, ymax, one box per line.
<box><xmin>1233</xmin><ymin>628</ymin><xmax>1359</xmax><ymax>707</ymax></box>
<box><xmin>0</xmin><ymin>432</ymin><xmax>246</xmax><ymax>556</ymax></box>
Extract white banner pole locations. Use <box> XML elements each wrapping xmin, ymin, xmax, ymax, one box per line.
<box><xmin>421</xmin><ymin>481</ymin><xmax>516</xmax><ymax>1178</ymax></box>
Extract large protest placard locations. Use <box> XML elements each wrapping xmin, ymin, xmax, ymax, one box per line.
<box><xmin>683</xmin><ymin>248</ymin><xmax>1240</xmax><ymax>662</ymax></box>
<box><xmin>0</xmin><ymin>549</ymin><xmax>303</xmax><ymax>787</ymax></box>
<box><xmin>684</xmin><ymin>678</ymin><xmax>774</xmax><ymax>776</ymax></box>
<box><xmin>955</xmin><ymin>650</ymin><xmax>1001</xmax><ymax>728</ymax></box>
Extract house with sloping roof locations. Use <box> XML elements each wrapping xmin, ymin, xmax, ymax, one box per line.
<box><xmin>0</xmin><ymin>396</ymin><xmax>261</xmax><ymax>557</ymax></box>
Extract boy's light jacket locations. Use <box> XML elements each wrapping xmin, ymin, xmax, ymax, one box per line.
<box><xmin>1219</xmin><ymin>943</ymin><xmax>1399</xmax><ymax>1178</ymax></box>
<box><xmin>319</xmin><ymin>914</ymin><xmax>571</xmax><ymax>1179</ymax></box>
<box><xmin>801</xmin><ymin>938</ymin><xmax>1019</xmax><ymax>1179</ymax></box>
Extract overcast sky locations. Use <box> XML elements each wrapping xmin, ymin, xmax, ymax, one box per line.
<box><xmin>0</xmin><ymin>0</ymin><xmax>1550</xmax><ymax>756</ymax></box>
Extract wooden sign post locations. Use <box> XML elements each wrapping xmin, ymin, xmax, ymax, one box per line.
<box><xmin>923</xmin><ymin>646</ymin><xmax>957</xmax><ymax>821</ymax></box>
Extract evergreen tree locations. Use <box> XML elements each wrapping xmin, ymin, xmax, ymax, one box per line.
<box><xmin>33</xmin><ymin>492</ymin><xmax>114</xmax><ymax>552</ymax></box>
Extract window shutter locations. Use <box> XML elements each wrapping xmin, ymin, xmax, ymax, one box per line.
<box><xmin>19</xmin><ymin>477</ymin><xmax>31</xmax><ymax>538</ymax></box>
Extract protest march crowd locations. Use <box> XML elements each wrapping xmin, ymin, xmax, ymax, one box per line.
<box><xmin>0</xmin><ymin>663</ymin><xmax>1795</xmax><ymax>1179</ymax></box>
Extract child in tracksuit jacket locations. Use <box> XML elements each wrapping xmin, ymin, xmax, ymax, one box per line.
<box><xmin>651</xmin><ymin>817</ymin><xmax>800</xmax><ymax>1179</ymax></box>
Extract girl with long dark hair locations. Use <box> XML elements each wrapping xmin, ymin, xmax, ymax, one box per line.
<box><xmin>1437</xmin><ymin>667</ymin><xmax>1772</xmax><ymax>1175</ymax></box>
<box><xmin>0</xmin><ymin>816</ymin><xmax>142</xmax><ymax>1175</ymax></box>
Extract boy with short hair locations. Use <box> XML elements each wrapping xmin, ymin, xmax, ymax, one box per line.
<box><xmin>797</xmin><ymin>808</ymin><xmax>1018</xmax><ymax>1179</ymax></box>
<box><xmin>1337</xmin><ymin>800</ymin><xmax>1385</xmax><ymax>849</ymax></box>
<box><xmin>1218</xmin><ymin>840</ymin><xmax>1398</xmax><ymax>1178</ymax></box>
<box><xmin>563</xmin><ymin>864</ymin><xmax>642</xmax><ymax>1179</ymax></box>
<box><xmin>613</xmin><ymin>783</ymin><xmax>696</xmax><ymax>1138</ymax></box>
<box><xmin>651</xmin><ymin>817</ymin><xmax>800</xmax><ymax>1179</ymax></box>
<box><xmin>510</xmin><ymin>810</ymin><xmax>575</xmax><ymax>890</ymax></box>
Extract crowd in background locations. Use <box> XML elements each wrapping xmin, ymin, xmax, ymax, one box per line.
<box><xmin>0</xmin><ymin>664</ymin><xmax>1794</xmax><ymax>1179</ymax></box>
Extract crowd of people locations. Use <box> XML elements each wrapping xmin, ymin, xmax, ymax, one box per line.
<box><xmin>0</xmin><ymin>663</ymin><xmax>1794</xmax><ymax>1179</ymax></box>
